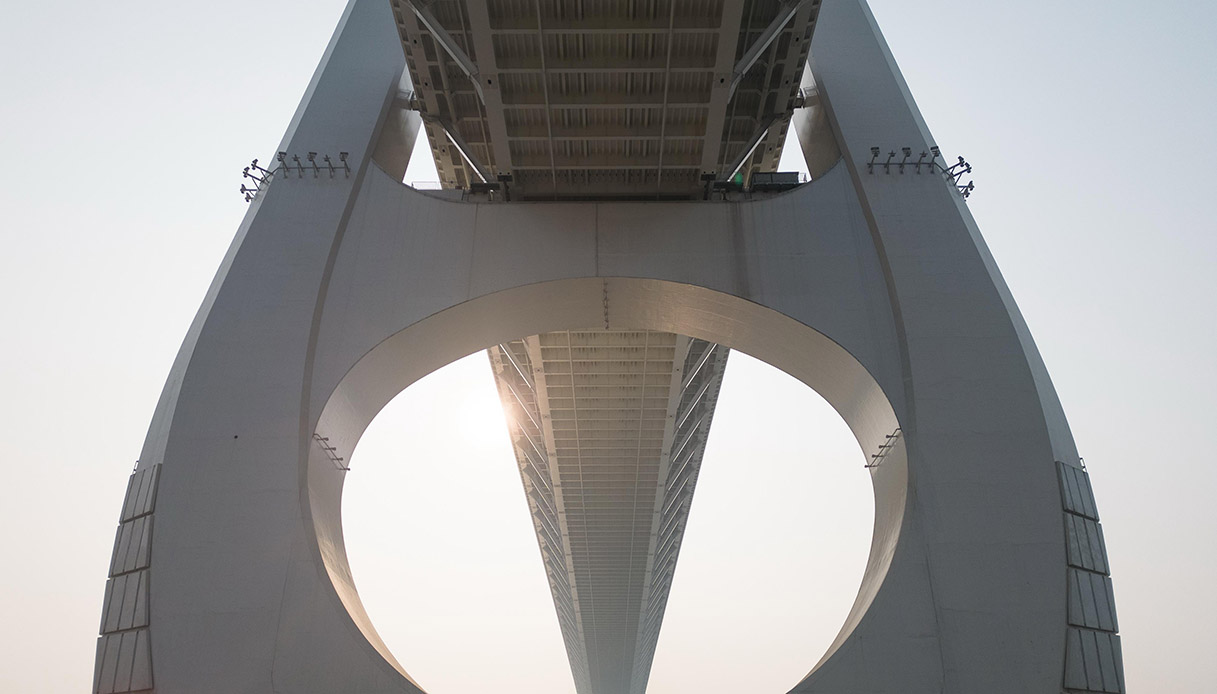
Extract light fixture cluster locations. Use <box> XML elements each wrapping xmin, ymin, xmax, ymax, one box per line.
<box><xmin>239</xmin><ymin>151</ymin><xmax>351</xmax><ymax>202</ymax></box>
<box><xmin>866</xmin><ymin>145</ymin><xmax>975</xmax><ymax>200</ymax></box>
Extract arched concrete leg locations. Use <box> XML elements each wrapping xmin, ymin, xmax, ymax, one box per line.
<box><xmin>800</xmin><ymin>1</ymin><xmax>1122</xmax><ymax>692</ymax></box>
<box><xmin>95</xmin><ymin>1</ymin><xmax>423</xmax><ymax>692</ymax></box>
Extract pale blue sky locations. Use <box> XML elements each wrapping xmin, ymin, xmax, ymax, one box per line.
<box><xmin>1</xmin><ymin>1</ymin><xmax>1214</xmax><ymax>691</ymax></box>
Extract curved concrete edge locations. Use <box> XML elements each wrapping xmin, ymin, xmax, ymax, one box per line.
<box><xmin>303</xmin><ymin>277</ymin><xmax>907</xmax><ymax>692</ymax></box>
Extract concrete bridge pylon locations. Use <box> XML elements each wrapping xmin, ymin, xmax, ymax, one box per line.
<box><xmin>92</xmin><ymin>1</ymin><xmax>1122</xmax><ymax>693</ymax></box>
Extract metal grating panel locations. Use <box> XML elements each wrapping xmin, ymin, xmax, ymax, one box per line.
<box><xmin>393</xmin><ymin>0</ymin><xmax>820</xmax><ymax>198</ymax></box>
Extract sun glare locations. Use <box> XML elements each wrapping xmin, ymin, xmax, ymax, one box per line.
<box><xmin>460</xmin><ymin>376</ymin><xmax>512</xmax><ymax>447</ymax></box>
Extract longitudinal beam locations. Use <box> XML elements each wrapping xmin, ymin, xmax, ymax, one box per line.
<box><xmin>728</xmin><ymin>0</ymin><xmax>811</xmax><ymax>98</ymax></box>
<box><xmin>490</xmin><ymin>331</ymin><xmax>729</xmax><ymax>694</ymax></box>
<box><xmin>433</xmin><ymin>116</ymin><xmax>491</xmax><ymax>182</ymax></box>
<box><xmin>401</xmin><ymin>0</ymin><xmax>484</xmax><ymax>102</ymax></box>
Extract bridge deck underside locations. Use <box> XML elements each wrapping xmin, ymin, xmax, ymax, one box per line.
<box><xmin>490</xmin><ymin>330</ymin><xmax>728</xmax><ymax>694</ymax></box>
<box><xmin>392</xmin><ymin>0</ymin><xmax>819</xmax><ymax>198</ymax></box>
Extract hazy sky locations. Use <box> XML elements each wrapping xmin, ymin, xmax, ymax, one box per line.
<box><xmin>1</xmin><ymin>1</ymin><xmax>1214</xmax><ymax>692</ymax></box>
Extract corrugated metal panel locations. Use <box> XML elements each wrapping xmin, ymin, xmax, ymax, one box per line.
<box><xmin>96</xmin><ymin>633</ymin><xmax>121</xmax><ymax>694</ymax></box>
<box><xmin>1064</xmin><ymin>627</ymin><xmax>1125</xmax><ymax>693</ymax></box>
<box><xmin>94</xmin><ymin>630</ymin><xmax>154</xmax><ymax>694</ymax></box>
<box><xmin>1065</xmin><ymin>513</ymin><xmax>1108</xmax><ymax>574</ymax></box>
<box><xmin>110</xmin><ymin>516</ymin><xmax>153</xmax><ymax>576</ymax></box>
<box><xmin>97</xmin><ymin>464</ymin><xmax>159</xmax><ymax>693</ymax></box>
<box><xmin>1058</xmin><ymin>461</ymin><xmax>1099</xmax><ymax>521</ymax></box>
<box><xmin>1058</xmin><ymin>460</ymin><xmax>1122</xmax><ymax>693</ymax></box>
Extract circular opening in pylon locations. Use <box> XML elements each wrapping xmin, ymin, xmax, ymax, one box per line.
<box><xmin>341</xmin><ymin>345</ymin><xmax>874</xmax><ymax>694</ymax></box>
<box><xmin>306</xmin><ymin>277</ymin><xmax>905</xmax><ymax>694</ymax></box>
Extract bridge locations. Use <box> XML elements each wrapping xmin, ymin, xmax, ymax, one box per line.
<box><xmin>92</xmin><ymin>2</ymin><xmax>1124</xmax><ymax>694</ymax></box>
